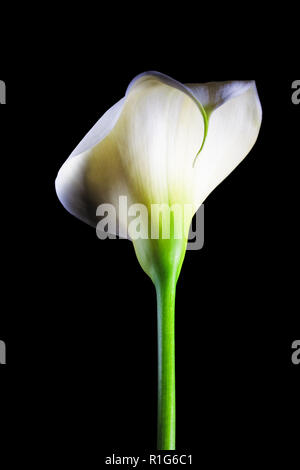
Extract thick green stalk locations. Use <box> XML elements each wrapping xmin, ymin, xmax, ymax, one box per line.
<box><xmin>133</xmin><ymin>224</ymin><xmax>188</xmax><ymax>450</ymax></box>
<box><xmin>155</xmin><ymin>275</ymin><xmax>177</xmax><ymax>450</ymax></box>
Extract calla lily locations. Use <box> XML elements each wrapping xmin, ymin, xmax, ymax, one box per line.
<box><xmin>55</xmin><ymin>72</ymin><xmax>262</xmax><ymax>450</ymax></box>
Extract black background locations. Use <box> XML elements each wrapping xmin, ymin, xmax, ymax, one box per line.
<box><xmin>0</xmin><ymin>35</ymin><xmax>299</xmax><ymax>467</ymax></box>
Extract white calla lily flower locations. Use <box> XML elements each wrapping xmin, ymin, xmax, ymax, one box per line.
<box><xmin>56</xmin><ymin>72</ymin><xmax>261</xmax><ymax>230</ymax></box>
<box><xmin>55</xmin><ymin>72</ymin><xmax>262</xmax><ymax>450</ymax></box>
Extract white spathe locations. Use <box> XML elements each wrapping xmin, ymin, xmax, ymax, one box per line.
<box><xmin>55</xmin><ymin>72</ymin><xmax>262</xmax><ymax>237</ymax></box>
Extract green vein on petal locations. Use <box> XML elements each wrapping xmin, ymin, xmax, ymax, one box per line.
<box><xmin>192</xmin><ymin>103</ymin><xmax>209</xmax><ymax>168</ymax></box>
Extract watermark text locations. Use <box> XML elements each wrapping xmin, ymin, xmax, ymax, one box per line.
<box><xmin>0</xmin><ymin>80</ymin><xmax>6</xmax><ymax>104</ymax></box>
<box><xmin>96</xmin><ymin>196</ymin><xmax>204</xmax><ymax>251</ymax></box>
<box><xmin>291</xmin><ymin>340</ymin><xmax>300</xmax><ymax>365</ymax></box>
<box><xmin>291</xmin><ymin>80</ymin><xmax>300</xmax><ymax>105</ymax></box>
<box><xmin>0</xmin><ymin>340</ymin><xmax>6</xmax><ymax>364</ymax></box>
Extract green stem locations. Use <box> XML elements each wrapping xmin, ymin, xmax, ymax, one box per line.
<box><xmin>133</xmin><ymin>233</ymin><xmax>187</xmax><ymax>449</ymax></box>
<box><xmin>155</xmin><ymin>275</ymin><xmax>177</xmax><ymax>450</ymax></box>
